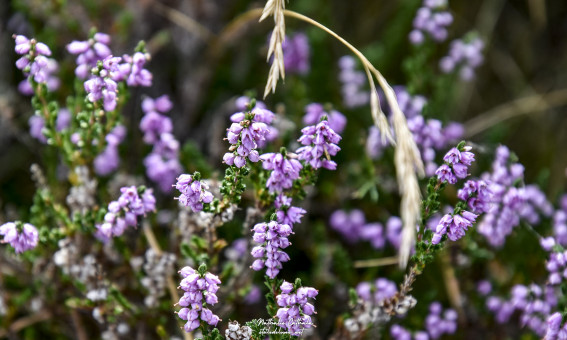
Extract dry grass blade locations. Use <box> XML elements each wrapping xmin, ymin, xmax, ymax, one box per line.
<box><xmin>363</xmin><ymin>65</ymin><xmax>395</xmax><ymax>145</ymax></box>
<box><xmin>152</xmin><ymin>1</ymin><xmax>214</xmax><ymax>41</ymax></box>
<box><xmin>279</xmin><ymin>9</ymin><xmax>424</xmax><ymax>268</ymax></box>
<box><xmin>375</xmin><ymin>72</ymin><xmax>424</xmax><ymax>268</ymax></box>
<box><xmin>261</xmin><ymin>0</ymin><xmax>286</xmax><ymax>98</ymax></box>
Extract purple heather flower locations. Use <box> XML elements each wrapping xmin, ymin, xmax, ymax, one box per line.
<box><xmin>355</xmin><ymin>278</ymin><xmax>398</xmax><ymax>304</ymax></box>
<box><xmin>366</xmin><ymin>125</ymin><xmax>391</xmax><ymax>160</ymax></box>
<box><xmin>250</xmin><ymin>221</ymin><xmax>293</xmax><ymax>278</ymax></box>
<box><xmin>302</xmin><ymin>103</ymin><xmax>347</xmax><ymax>134</ymax></box>
<box><xmin>243</xmin><ymin>284</ymin><xmax>262</xmax><ymax>305</ymax></box>
<box><xmin>338</xmin><ymin>55</ymin><xmax>369</xmax><ymax>108</ymax></box>
<box><xmin>139</xmin><ymin>95</ymin><xmax>183</xmax><ymax>193</ymax></box>
<box><xmin>260</xmin><ymin>152</ymin><xmax>303</xmax><ymax>193</ymax></box>
<box><xmin>140</xmin><ymin>95</ymin><xmax>174</xmax><ymax>144</ymax></box>
<box><xmin>425</xmin><ymin>302</ymin><xmax>458</xmax><ymax>339</ymax></box>
<box><xmin>95</xmin><ymin>186</ymin><xmax>155</xmax><ymax>242</ymax></box>
<box><xmin>477</xmin><ymin>146</ymin><xmax>532</xmax><ymax>247</ymax></box>
<box><xmin>223</xmin><ymin>107</ymin><xmax>273</xmax><ymax>168</ymax></box>
<box><xmin>457</xmin><ymin>179</ymin><xmax>492</xmax><ymax>213</ymax></box>
<box><xmin>394</xmin><ymin>86</ymin><xmax>428</xmax><ymax>119</ymax></box>
<box><xmin>94</xmin><ymin>125</ymin><xmax>126</xmax><ymax>176</ymax></box>
<box><xmin>67</xmin><ymin>32</ymin><xmax>112</xmax><ymax>79</ymax></box>
<box><xmin>431</xmin><ymin>210</ymin><xmax>477</xmax><ymax>244</ymax></box>
<box><xmin>275</xmin><ymin>281</ymin><xmax>318</xmax><ymax>336</ymax></box>
<box><xmin>329</xmin><ymin>209</ymin><xmax>366</xmax><ymax>243</ymax></box>
<box><xmin>435</xmin><ymin>145</ymin><xmax>475</xmax><ymax>183</ymax></box>
<box><xmin>14</xmin><ymin>35</ymin><xmax>59</xmax><ymax>93</ymax></box>
<box><xmin>487</xmin><ymin>284</ymin><xmax>556</xmax><ymax>336</ymax></box>
<box><xmin>386</xmin><ymin>216</ymin><xmax>404</xmax><ymax>249</ymax></box>
<box><xmin>390</xmin><ymin>325</ymin><xmax>412</xmax><ymax>340</ymax></box>
<box><xmin>439</xmin><ymin>37</ymin><xmax>484</xmax><ymax>81</ymax></box>
<box><xmin>282</xmin><ymin>32</ymin><xmax>310</xmax><ymax>75</ymax></box>
<box><xmin>546</xmin><ymin>312</ymin><xmax>563</xmax><ymax>340</ymax></box>
<box><xmin>0</xmin><ymin>222</ymin><xmax>39</xmax><ymax>253</ymax></box>
<box><xmin>435</xmin><ymin>164</ymin><xmax>457</xmax><ymax>184</ymax></box>
<box><xmin>359</xmin><ymin>222</ymin><xmax>386</xmax><ymax>249</ymax></box>
<box><xmin>407</xmin><ymin>112</ymin><xmax>464</xmax><ymax>175</ymax></box>
<box><xmin>409</xmin><ymin>0</ymin><xmax>453</xmax><ymax>44</ymax></box>
<box><xmin>296</xmin><ymin>119</ymin><xmax>342</xmax><ymax>170</ymax></box>
<box><xmin>177</xmin><ymin>266</ymin><xmax>221</xmax><ymax>332</ymax></box>
<box><xmin>174</xmin><ymin>173</ymin><xmax>214</xmax><ymax>212</ymax></box>
<box><xmin>275</xmin><ymin>194</ymin><xmax>306</xmax><ymax>227</ymax></box>
<box><xmin>477</xmin><ymin>280</ymin><xmax>492</xmax><ymax>296</ymax></box>
<box><xmin>121</xmin><ymin>52</ymin><xmax>152</xmax><ymax>87</ymax></box>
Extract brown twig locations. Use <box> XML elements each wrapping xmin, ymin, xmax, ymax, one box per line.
<box><xmin>0</xmin><ymin>309</ymin><xmax>53</xmax><ymax>338</ymax></box>
<box><xmin>70</xmin><ymin>309</ymin><xmax>89</xmax><ymax>340</ymax></box>
<box><xmin>464</xmin><ymin>88</ymin><xmax>567</xmax><ymax>137</ymax></box>
<box><xmin>353</xmin><ymin>256</ymin><xmax>399</xmax><ymax>268</ymax></box>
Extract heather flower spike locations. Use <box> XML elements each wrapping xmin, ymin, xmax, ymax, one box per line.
<box><xmin>0</xmin><ymin>221</ymin><xmax>39</xmax><ymax>253</ymax></box>
<box><xmin>174</xmin><ymin>172</ymin><xmax>214</xmax><ymax>212</ymax></box>
<box><xmin>13</xmin><ymin>35</ymin><xmax>59</xmax><ymax>94</ymax></box>
<box><xmin>260</xmin><ymin>148</ymin><xmax>303</xmax><ymax>193</ymax></box>
<box><xmin>250</xmin><ymin>220</ymin><xmax>293</xmax><ymax>278</ymax></box>
<box><xmin>95</xmin><ymin>186</ymin><xmax>156</xmax><ymax>242</ymax></box>
<box><xmin>275</xmin><ymin>280</ymin><xmax>318</xmax><ymax>336</ymax></box>
<box><xmin>223</xmin><ymin>105</ymin><xmax>273</xmax><ymax>168</ymax></box>
<box><xmin>296</xmin><ymin>116</ymin><xmax>342</xmax><ymax>170</ymax></box>
<box><xmin>176</xmin><ymin>264</ymin><xmax>221</xmax><ymax>333</ymax></box>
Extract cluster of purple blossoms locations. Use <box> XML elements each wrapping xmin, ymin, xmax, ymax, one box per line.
<box><xmin>303</xmin><ymin>103</ymin><xmax>347</xmax><ymax>134</ymax></box>
<box><xmin>435</xmin><ymin>146</ymin><xmax>475</xmax><ymax>184</ymax></box>
<box><xmin>367</xmin><ymin>87</ymin><xmax>463</xmax><ymax>167</ymax></box>
<box><xmin>487</xmin><ymin>284</ymin><xmax>556</xmax><ymax>337</ymax></box>
<box><xmin>544</xmin><ymin>246</ymin><xmax>567</xmax><ymax>285</ymax></box>
<box><xmin>96</xmin><ymin>186</ymin><xmax>156</xmax><ymax>242</ymax></box>
<box><xmin>554</xmin><ymin>197</ymin><xmax>567</xmax><ymax>246</ymax></box>
<box><xmin>83</xmin><ymin>56</ymin><xmax>124</xmax><ymax>112</ymax></box>
<box><xmin>275</xmin><ymin>194</ymin><xmax>306</xmax><ymax>227</ymax></box>
<box><xmin>410</xmin><ymin>118</ymin><xmax>464</xmax><ymax>175</ymax></box>
<box><xmin>356</xmin><ymin>278</ymin><xmax>397</xmax><ymax>304</ymax></box>
<box><xmin>176</xmin><ymin>266</ymin><xmax>221</xmax><ymax>332</ymax></box>
<box><xmin>409</xmin><ymin>0</ymin><xmax>453</xmax><ymax>44</ymax></box>
<box><xmin>67</xmin><ymin>32</ymin><xmax>112</xmax><ymax>79</ymax></box>
<box><xmin>431</xmin><ymin>210</ymin><xmax>477</xmax><ymax>244</ymax></box>
<box><xmin>546</xmin><ymin>312</ymin><xmax>567</xmax><ymax>340</ymax></box>
<box><xmin>440</xmin><ymin>37</ymin><xmax>484</xmax><ymax>81</ymax></box>
<box><xmin>390</xmin><ymin>325</ymin><xmax>429</xmax><ymax>340</ymax></box>
<box><xmin>94</xmin><ymin>125</ymin><xmax>126</xmax><ymax>176</ymax></box>
<box><xmin>223</xmin><ymin>107</ymin><xmax>273</xmax><ymax>168</ymax></box>
<box><xmin>0</xmin><ymin>221</ymin><xmax>39</xmax><ymax>253</ymax></box>
<box><xmin>394</xmin><ymin>86</ymin><xmax>428</xmax><ymax>119</ymax></box>
<box><xmin>390</xmin><ymin>302</ymin><xmax>458</xmax><ymax>340</ymax></box>
<box><xmin>296</xmin><ymin>119</ymin><xmax>342</xmax><ymax>170</ymax></box>
<box><xmin>282</xmin><ymin>32</ymin><xmax>310</xmax><ymax>75</ymax></box>
<box><xmin>457</xmin><ymin>179</ymin><xmax>493</xmax><ymax>214</ymax></box>
<box><xmin>140</xmin><ymin>96</ymin><xmax>182</xmax><ymax>193</ymax></box>
<box><xmin>120</xmin><ymin>52</ymin><xmax>152</xmax><ymax>87</ymax></box>
<box><xmin>234</xmin><ymin>97</ymin><xmax>278</xmax><ymax>147</ymax></box>
<box><xmin>477</xmin><ymin>146</ymin><xmax>530</xmax><ymax>247</ymax></box>
<box><xmin>260</xmin><ymin>151</ymin><xmax>302</xmax><ymax>193</ymax></box>
<box><xmin>14</xmin><ymin>35</ymin><xmax>59</xmax><ymax>94</ymax></box>
<box><xmin>425</xmin><ymin>302</ymin><xmax>458</xmax><ymax>339</ymax></box>
<box><xmin>519</xmin><ymin>184</ymin><xmax>553</xmax><ymax>224</ymax></box>
<box><xmin>29</xmin><ymin>108</ymin><xmax>71</xmax><ymax>143</ymax></box>
<box><xmin>174</xmin><ymin>173</ymin><xmax>214</xmax><ymax>212</ymax></box>
<box><xmin>275</xmin><ymin>281</ymin><xmax>318</xmax><ymax>336</ymax></box>
<box><xmin>250</xmin><ymin>221</ymin><xmax>292</xmax><ymax>278</ymax></box>
<box><xmin>329</xmin><ymin>210</ymin><xmax>403</xmax><ymax>250</ymax></box>
<box><xmin>338</xmin><ymin>56</ymin><xmax>369</xmax><ymax>108</ymax></box>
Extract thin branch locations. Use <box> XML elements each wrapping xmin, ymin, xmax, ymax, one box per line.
<box><xmin>353</xmin><ymin>257</ymin><xmax>399</xmax><ymax>268</ymax></box>
<box><xmin>464</xmin><ymin>88</ymin><xmax>567</xmax><ymax>137</ymax></box>
<box><xmin>0</xmin><ymin>309</ymin><xmax>53</xmax><ymax>338</ymax></box>
<box><xmin>152</xmin><ymin>1</ymin><xmax>214</xmax><ymax>41</ymax></box>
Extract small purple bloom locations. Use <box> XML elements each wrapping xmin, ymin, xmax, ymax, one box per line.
<box><xmin>0</xmin><ymin>222</ymin><xmax>39</xmax><ymax>253</ymax></box>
